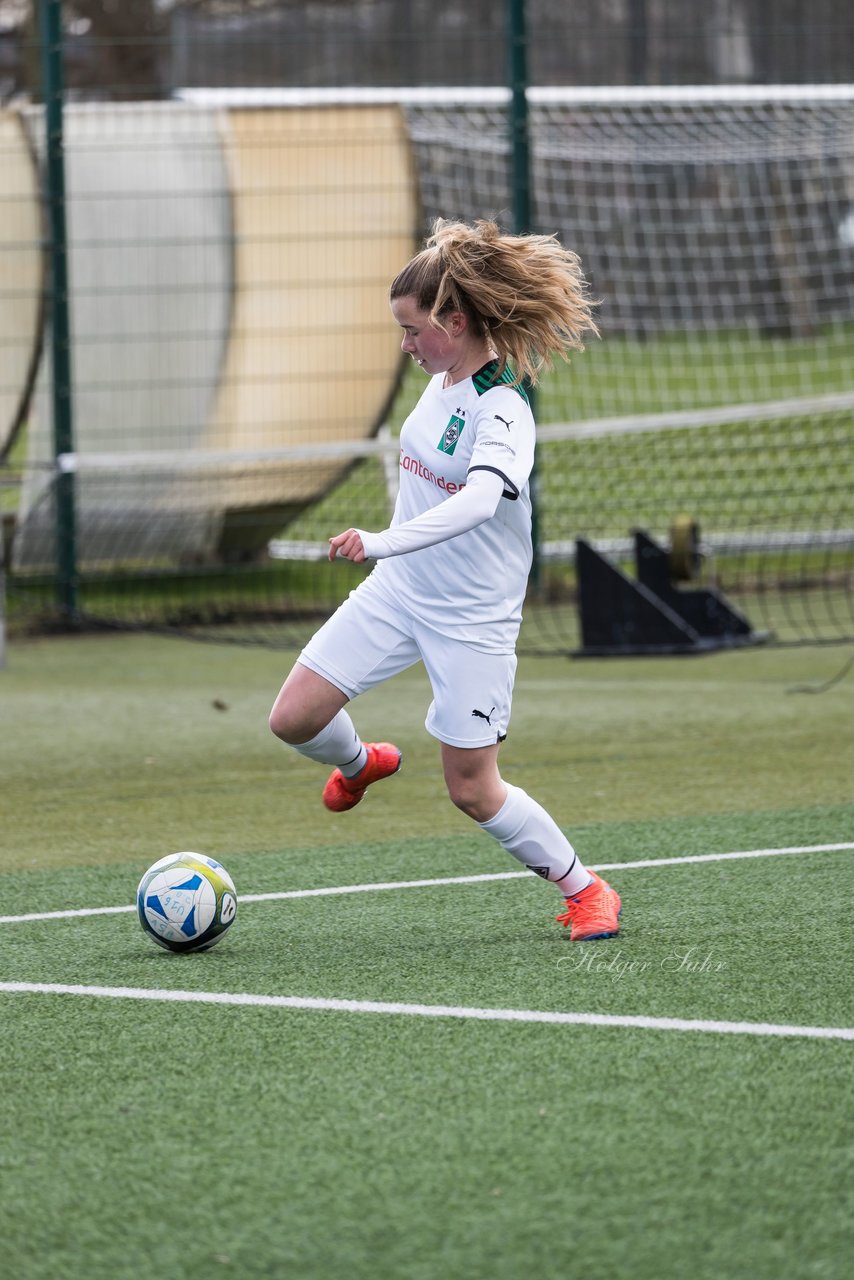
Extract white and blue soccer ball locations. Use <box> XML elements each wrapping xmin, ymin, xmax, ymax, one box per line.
<box><xmin>137</xmin><ymin>852</ymin><xmax>237</xmax><ymax>953</ymax></box>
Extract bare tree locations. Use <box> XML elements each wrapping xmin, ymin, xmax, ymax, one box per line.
<box><xmin>7</xmin><ymin>0</ymin><xmax>854</xmax><ymax>102</ymax></box>
<box><xmin>18</xmin><ymin>0</ymin><xmax>162</xmax><ymax>99</ymax></box>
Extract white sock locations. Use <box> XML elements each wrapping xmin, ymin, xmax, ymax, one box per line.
<box><xmin>479</xmin><ymin>783</ymin><xmax>592</xmax><ymax>898</ymax></box>
<box><xmin>290</xmin><ymin>709</ymin><xmax>368</xmax><ymax>777</ymax></box>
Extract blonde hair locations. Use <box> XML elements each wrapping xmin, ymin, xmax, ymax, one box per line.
<box><xmin>390</xmin><ymin>218</ymin><xmax>599</xmax><ymax>386</ymax></box>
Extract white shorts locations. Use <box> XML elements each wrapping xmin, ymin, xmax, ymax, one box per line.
<box><xmin>298</xmin><ymin>572</ymin><xmax>517</xmax><ymax>748</ymax></box>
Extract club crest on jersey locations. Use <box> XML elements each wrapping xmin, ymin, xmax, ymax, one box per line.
<box><xmin>437</xmin><ymin>413</ymin><xmax>466</xmax><ymax>455</ymax></box>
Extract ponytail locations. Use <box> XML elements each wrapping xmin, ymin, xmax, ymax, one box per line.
<box><xmin>390</xmin><ymin>218</ymin><xmax>598</xmax><ymax>386</ymax></box>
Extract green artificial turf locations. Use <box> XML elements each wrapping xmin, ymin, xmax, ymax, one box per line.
<box><xmin>1</xmin><ymin>632</ymin><xmax>852</xmax><ymax>1279</ymax></box>
<box><xmin>0</xmin><ymin>991</ymin><xmax>850</xmax><ymax>1280</ymax></box>
<box><xmin>2</xmin><ymin>633</ymin><xmax>852</xmax><ymax>871</ymax></box>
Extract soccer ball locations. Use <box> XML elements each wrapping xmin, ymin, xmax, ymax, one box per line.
<box><xmin>137</xmin><ymin>852</ymin><xmax>237</xmax><ymax>953</ymax></box>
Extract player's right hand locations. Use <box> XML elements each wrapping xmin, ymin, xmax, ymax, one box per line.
<box><xmin>328</xmin><ymin>528</ymin><xmax>366</xmax><ymax>563</ymax></box>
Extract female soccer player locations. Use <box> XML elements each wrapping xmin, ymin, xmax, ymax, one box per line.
<box><xmin>269</xmin><ymin>218</ymin><xmax>621</xmax><ymax>940</ymax></box>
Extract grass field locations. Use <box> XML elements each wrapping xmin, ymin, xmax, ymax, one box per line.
<box><xmin>1</xmin><ymin>633</ymin><xmax>852</xmax><ymax>1279</ymax></box>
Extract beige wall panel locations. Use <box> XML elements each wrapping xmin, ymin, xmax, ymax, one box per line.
<box><xmin>11</xmin><ymin>103</ymin><xmax>418</xmax><ymax>569</ymax></box>
<box><xmin>0</xmin><ymin>111</ymin><xmax>42</xmax><ymax>458</ymax></box>
<box><xmin>208</xmin><ymin>105</ymin><xmax>417</xmax><ymax>522</ymax></box>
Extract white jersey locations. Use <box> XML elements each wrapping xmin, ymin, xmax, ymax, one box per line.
<box><xmin>370</xmin><ymin>360</ymin><xmax>535</xmax><ymax>653</ymax></box>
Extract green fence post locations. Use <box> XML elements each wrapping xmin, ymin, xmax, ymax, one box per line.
<box><xmin>39</xmin><ymin>0</ymin><xmax>77</xmax><ymax>620</ymax></box>
<box><xmin>506</xmin><ymin>0</ymin><xmax>541</xmax><ymax>595</ymax></box>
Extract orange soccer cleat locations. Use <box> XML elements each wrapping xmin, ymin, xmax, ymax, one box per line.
<box><xmin>555</xmin><ymin>872</ymin><xmax>621</xmax><ymax>941</ymax></box>
<box><xmin>322</xmin><ymin>742</ymin><xmax>403</xmax><ymax>812</ymax></box>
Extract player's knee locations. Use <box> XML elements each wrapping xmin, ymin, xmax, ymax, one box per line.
<box><xmin>268</xmin><ymin>703</ymin><xmax>288</xmax><ymax>741</ymax></box>
<box><xmin>445</xmin><ymin>776</ymin><xmax>489</xmax><ymax>822</ymax></box>
<box><xmin>268</xmin><ymin>697</ymin><xmax>302</xmax><ymax>744</ymax></box>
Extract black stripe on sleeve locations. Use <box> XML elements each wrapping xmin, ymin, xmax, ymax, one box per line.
<box><xmin>467</xmin><ymin>464</ymin><xmax>519</xmax><ymax>500</ymax></box>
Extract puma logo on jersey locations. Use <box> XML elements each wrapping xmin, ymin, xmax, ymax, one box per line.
<box><xmin>471</xmin><ymin>706</ymin><xmax>496</xmax><ymax>724</ymax></box>
<box><xmin>494</xmin><ymin>414</ymin><xmax>513</xmax><ymax>431</ymax></box>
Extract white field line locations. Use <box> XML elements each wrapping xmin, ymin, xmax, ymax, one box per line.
<box><xmin>0</xmin><ymin>842</ymin><xmax>851</xmax><ymax>926</ymax></box>
<box><xmin>0</xmin><ymin>981</ymin><xmax>851</xmax><ymax>1041</ymax></box>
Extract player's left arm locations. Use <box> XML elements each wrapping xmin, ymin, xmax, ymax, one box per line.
<box><xmin>329</xmin><ymin>468</ymin><xmax>505</xmax><ymax>563</ymax></box>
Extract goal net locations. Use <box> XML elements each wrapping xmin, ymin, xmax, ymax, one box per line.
<box><xmin>6</xmin><ymin>86</ymin><xmax>854</xmax><ymax>649</ymax></box>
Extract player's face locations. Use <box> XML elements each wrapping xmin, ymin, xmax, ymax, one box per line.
<box><xmin>391</xmin><ymin>294</ymin><xmax>464</xmax><ymax>376</ymax></box>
